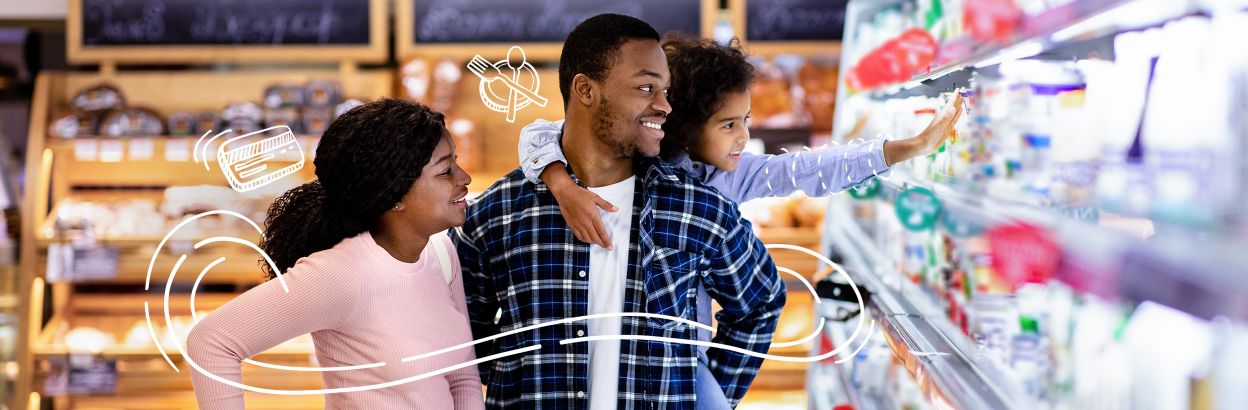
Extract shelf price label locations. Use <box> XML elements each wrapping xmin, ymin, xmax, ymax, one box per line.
<box><xmin>895</xmin><ymin>186</ymin><xmax>941</xmax><ymax>231</ymax></box>
<box><xmin>46</xmin><ymin>244</ymin><xmax>120</xmax><ymax>283</ymax></box>
<box><xmin>128</xmin><ymin>137</ymin><xmax>155</xmax><ymax>160</ymax></box>
<box><xmin>942</xmin><ymin>209</ymin><xmax>982</xmax><ymax>237</ymax></box>
<box><xmin>98</xmin><ymin>139</ymin><xmax>124</xmax><ymax>162</ymax></box>
<box><xmin>164</xmin><ymin>138</ymin><xmax>191</xmax><ymax>161</ymax></box>
<box><xmin>73</xmin><ymin>139</ymin><xmax>98</xmax><ymax>161</ymax></box>
<box><xmin>42</xmin><ymin>354</ymin><xmax>118</xmax><ymax>396</ymax></box>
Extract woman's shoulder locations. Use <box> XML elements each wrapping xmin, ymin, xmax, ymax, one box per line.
<box><xmin>283</xmin><ymin>233</ymin><xmax>376</xmax><ymax>279</ymax></box>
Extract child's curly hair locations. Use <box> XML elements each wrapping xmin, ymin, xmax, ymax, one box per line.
<box><xmin>659</xmin><ymin>36</ymin><xmax>756</xmax><ymax>162</ymax></box>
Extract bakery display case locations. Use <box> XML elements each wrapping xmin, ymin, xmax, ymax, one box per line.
<box><xmin>17</xmin><ymin>71</ymin><xmax>392</xmax><ymax>410</ymax></box>
<box><xmin>11</xmin><ymin>1</ymin><xmax>394</xmax><ymax>407</ymax></box>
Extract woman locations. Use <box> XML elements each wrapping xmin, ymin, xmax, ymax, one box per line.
<box><xmin>187</xmin><ymin>99</ymin><xmax>481</xmax><ymax>409</ymax></box>
<box><xmin>518</xmin><ymin>37</ymin><xmax>962</xmax><ymax>408</ymax></box>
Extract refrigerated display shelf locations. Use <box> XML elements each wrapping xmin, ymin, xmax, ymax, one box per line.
<box><xmin>874</xmin><ymin>176</ymin><xmax>1248</xmax><ymax>323</ymax></box>
<box><xmin>815</xmin><ymin>197</ymin><xmax>1033</xmax><ymax>410</ymax></box>
<box><xmin>807</xmin><ymin>316</ymin><xmax>885</xmax><ymax>410</ymax></box>
<box><xmin>820</xmin><ymin>1</ymin><xmax>1248</xmax><ymax>408</ymax></box>
<box><xmin>845</xmin><ymin>0</ymin><xmax>1215</xmax><ymax>97</ymax></box>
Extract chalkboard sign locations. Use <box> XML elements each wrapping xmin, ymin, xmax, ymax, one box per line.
<box><xmin>81</xmin><ymin>0</ymin><xmax>370</xmax><ymax>46</ymax></box>
<box><xmin>745</xmin><ymin>0</ymin><xmax>847</xmax><ymax>41</ymax></box>
<box><xmin>412</xmin><ymin>0</ymin><xmax>704</xmax><ymax>44</ymax></box>
<box><xmin>69</xmin><ymin>0</ymin><xmax>387</xmax><ymax>63</ymax></box>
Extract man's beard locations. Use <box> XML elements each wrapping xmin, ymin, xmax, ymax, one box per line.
<box><xmin>594</xmin><ymin>95</ymin><xmax>640</xmax><ymax>158</ymax></box>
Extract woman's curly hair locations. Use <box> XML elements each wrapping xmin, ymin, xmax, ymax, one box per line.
<box><xmin>659</xmin><ymin>36</ymin><xmax>756</xmax><ymax>161</ymax></box>
<box><xmin>259</xmin><ymin>98</ymin><xmax>446</xmax><ymax>279</ymax></box>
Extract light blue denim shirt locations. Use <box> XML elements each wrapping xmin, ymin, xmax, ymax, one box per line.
<box><xmin>517</xmin><ymin>118</ymin><xmax>891</xmax><ymax>348</ymax></box>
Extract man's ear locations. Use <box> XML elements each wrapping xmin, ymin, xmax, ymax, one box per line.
<box><xmin>572</xmin><ymin>73</ymin><xmax>596</xmax><ymax>107</ymax></box>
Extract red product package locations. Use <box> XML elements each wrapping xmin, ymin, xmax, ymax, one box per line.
<box><xmin>986</xmin><ymin>222</ymin><xmax>1061</xmax><ymax>289</ymax></box>
<box><xmin>846</xmin><ymin>28</ymin><xmax>939</xmax><ymax>91</ymax></box>
<box><xmin>963</xmin><ymin>0</ymin><xmax>1023</xmax><ymax>43</ymax></box>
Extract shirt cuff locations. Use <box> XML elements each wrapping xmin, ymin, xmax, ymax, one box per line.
<box><xmin>867</xmin><ymin>139</ymin><xmax>892</xmax><ymax>176</ymax></box>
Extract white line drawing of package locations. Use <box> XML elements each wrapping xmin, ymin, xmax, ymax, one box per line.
<box><xmin>216</xmin><ymin>125</ymin><xmax>305</xmax><ymax>192</ymax></box>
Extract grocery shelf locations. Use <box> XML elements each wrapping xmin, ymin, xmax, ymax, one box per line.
<box><xmin>845</xmin><ymin>0</ymin><xmax>1214</xmax><ymax>98</ymax></box>
<box><xmin>872</xmin><ymin>176</ymin><xmax>1248</xmax><ymax>323</ymax></box>
<box><xmin>822</xmin><ymin>1</ymin><xmax>1248</xmax><ymax>409</ymax></box>
<box><xmin>903</xmin><ymin>0</ymin><xmax>1131</xmax><ymax>83</ymax></box>
<box><xmin>807</xmin><ymin>300</ymin><xmax>891</xmax><ymax>410</ymax></box>
<box><xmin>819</xmin><ymin>197</ymin><xmax>1033</xmax><ymax>410</ymax></box>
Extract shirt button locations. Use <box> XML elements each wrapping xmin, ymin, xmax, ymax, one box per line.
<box><xmin>577</xmin><ymin>329</ymin><xmax>585</xmax><ymax>337</ymax></box>
<box><xmin>577</xmin><ymin>391</ymin><xmax>585</xmax><ymax>398</ymax></box>
<box><xmin>532</xmin><ymin>158</ymin><xmax>539</xmax><ymax>164</ymax></box>
<box><xmin>578</xmin><ymin>270</ymin><xmax>587</xmax><ymax>278</ymax></box>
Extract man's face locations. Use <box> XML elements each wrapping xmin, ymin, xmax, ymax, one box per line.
<box><xmin>593</xmin><ymin>39</ymin><xmax>672</xmax><ymax>158</ymax></box>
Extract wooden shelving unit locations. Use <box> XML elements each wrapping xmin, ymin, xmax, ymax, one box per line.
<box><xmin>13</xmin><ymin>2</ymin><xmax>393</xmax><ymax>408</ymax></box>
<box><xmin>16</xmin><ymin>71</ymin><xmax>391</xmax><ymax>410</ymax></box>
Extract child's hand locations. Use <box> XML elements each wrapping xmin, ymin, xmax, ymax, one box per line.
<box><xmin>914</xmin><ymin>93</ymin><xmax>965</xmax><ymax>153</ymax></box>
<box><xmin>885</xmin><ymin>93</ymin><xmax>965</xmax><ymax>166</ymax></box>
<box><xmin>550</xmin><ymin>183</ymin><xmax>618</xmax><ymax>249</ymax></box>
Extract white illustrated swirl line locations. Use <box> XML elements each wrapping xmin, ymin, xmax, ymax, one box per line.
<box><xmin>148</xmin><ymin>211</ymin><xmax>871</xmax><ymax>394</ymax></box>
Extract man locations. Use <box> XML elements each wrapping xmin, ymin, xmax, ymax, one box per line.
<box><xmin>451</xmin><ymin>14</ymin><xmax>785</xmax><ymax>409</ymax></box>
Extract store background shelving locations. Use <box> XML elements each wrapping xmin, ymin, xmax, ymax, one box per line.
<box><xmin>12</xmin><ymin>0</ymin><xmax>396</xmax><ymax>406</ymax></box>
<box><xmin>16</xmin><ymin>69</ymin><xmax>395</xmax><ymax>410</ymax></box>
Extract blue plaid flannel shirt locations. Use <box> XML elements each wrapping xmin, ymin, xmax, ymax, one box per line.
<box><xmin>451</xmin><ymin>156</ymin><xmax>786</xmax><ymax>409</ymax></box>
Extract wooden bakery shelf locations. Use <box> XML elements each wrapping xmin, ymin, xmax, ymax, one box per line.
<box><xmin>756</xmin><ymin>227</ymin><xmax>821</xmax><ymax>245</ymax></box>
<box><xmin>16</xmin><ymin>64</ymin><xmax>395</xmax><ymax>409</ymax></box>
<box><xmin>36</xmin><ymin>233</ymin><xmax>265</xmax><ymax>249</ymax></box>
<box><xmin>757</xmin><ymin>227</ymin><xmax>825</xmax><ymax>282</ymax></box>
<box><xmin>33</xmin><ymin>391</ymin><xmax>328</xmax><ymax>410</ymax></box>
<box><xmin>32</xmin><ymin>293</ymin><xmax>313</xmax><ymax>360</ymax></box>
<box><xmin>31</xmin><ymin>366</ymin><xmax>324</xmax><ymax>408</ymax></box>
<box><xmin>37</xmin><ymin>251</ymin><xmax>269</xmax><ymax>286</ymax></box>
<box><xmin>27</xmin><ymin>69</ymin><xmax>389</xmax><ymax>232</ymax></box>
<box><xmin>28</xmin><ymin>293</ymin><xmax>338</xmax><ymax>407</ymax></box>
<box><xmin>44</xmin><ymin>135</ymin><xmax>316</xmax><ymax>188</ymax></box>
<box><xmin>33</xmin><ymin>314</ymin><xmax>313</xmax><ymax>361</ymax></box>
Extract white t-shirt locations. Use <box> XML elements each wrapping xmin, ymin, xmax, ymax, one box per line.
<box><xmin>586</xmin><ymin>176</ymin><xmax>635</xmax><ymax>410</ymax></box>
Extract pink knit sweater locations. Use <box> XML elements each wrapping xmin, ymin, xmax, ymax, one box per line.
<box><xmin>187</xmin><ymin>231</ymin><xmax>484</xmax><ymax>409</ymax></box>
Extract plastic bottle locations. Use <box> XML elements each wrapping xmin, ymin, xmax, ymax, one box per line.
<box><xmin>1142</xmin><ymin>17</ymin><xmax>1224</xmax><ymax>227</ymax></box>
<box><xmin>1094</xmin><ymin>28</ymin><xmax>1160</xmax><ymax>217</ymax></box>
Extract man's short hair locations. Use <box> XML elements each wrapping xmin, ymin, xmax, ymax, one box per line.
<box><xmin>558</xmin><ymin>14</ymin><xmax>661</xmax><ymax>109</ymax></box>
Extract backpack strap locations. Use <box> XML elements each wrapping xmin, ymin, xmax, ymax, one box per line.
<box><xmin>431</xmin><ymin>233</ymin><xmax>454</xmax><ymax>285</ymax></box>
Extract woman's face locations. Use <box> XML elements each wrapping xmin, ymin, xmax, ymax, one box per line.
<box><xmin>691</xmin><ymin>91</ymin><xmax>751</xmax><ymax>171</ymax></box>
<box><xmin>395</xmin><ymin>133</ymin><xmax>472</xmax><ymax>233</ymax></box>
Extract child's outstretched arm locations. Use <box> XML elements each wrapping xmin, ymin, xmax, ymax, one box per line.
<box><xmin>708</xmin><ymin>94</ymin><xmax>963</xmax><ymax>203</ymax></box>
<box><xmin>518</xmin><ymin>119</ymin><xmax>618</xmax><ymax>249</ymax></box>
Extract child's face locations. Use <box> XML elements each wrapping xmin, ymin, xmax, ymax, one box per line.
<box><xmin>692</xmin><ymin>91</ymin><xmax>751</xmax><ymax>171</ymax></box>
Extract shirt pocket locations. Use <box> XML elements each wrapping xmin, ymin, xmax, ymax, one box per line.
<box><xmin>643</xmin><ymin>247</ymin><xmax>700</xmax><ymax>334</ymax></box>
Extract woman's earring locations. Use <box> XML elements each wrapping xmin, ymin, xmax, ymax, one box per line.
<box><xmin>393</xmin><ymin>203</ymin><xmax>404</xmax><ymax>211</ymax></box>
